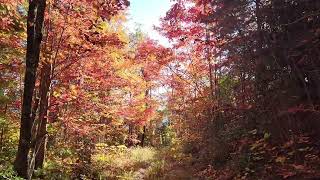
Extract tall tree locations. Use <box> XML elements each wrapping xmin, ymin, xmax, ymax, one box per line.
<box><xmin>14</xmin><ymin>0</ymin><xmax>46</xmax><ymax>178</ymax></box>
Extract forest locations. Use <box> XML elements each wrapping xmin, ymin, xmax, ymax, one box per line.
<box><xmin>1</xmin><ymin>0</ymin><xmax>320</xmax><ymax>179</ymax></box>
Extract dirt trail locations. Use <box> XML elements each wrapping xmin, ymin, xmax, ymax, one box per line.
<box><xmin>164</xmin><ymin>163</ymin><xmax>197</xmax><ymax>180</ymax></box>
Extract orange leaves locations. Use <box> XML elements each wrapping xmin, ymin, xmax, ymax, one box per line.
<box><xmin>43</xmin><ymin>0</ymin><xmax>172</xmax><ymax>136</ymax></box>
<box><xmin>117</xmin><ymin>94</ymin><xmax>158</xmax><ymax>125</ymax></box>
<box><xmin>135</xmin><ymin>39</ymin><xmax>172</xmax><ymax>83</ymax></box>
<box><xmin>93</xmin><ymin>0</ymin><xmax>129</xmax><ymax>20</ymax></box>
<box><xmin>83</xmin><ymin>31</ymin><xmax>125</xmax><ymax>48</ymax></box>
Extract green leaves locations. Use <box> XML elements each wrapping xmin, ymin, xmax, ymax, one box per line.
<box><xmin>264</xmin><ymin>132</ymin><xmax>271</xmax><ymax>140</ymax></box>
<box><xmin>0</xmin><ymin>166</ymin><xmax>23</xmax><ymax>180</ymax></box>
<box><xmin>0</xmin><ymin>89</ymin><xmax>10</xmax><ymax>105</ymax></box>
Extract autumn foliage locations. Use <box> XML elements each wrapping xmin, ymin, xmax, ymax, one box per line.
<box><xmin>1</xmin><ymin>0</ymin><xmax>320</xmax><ymax>179</ymax></box>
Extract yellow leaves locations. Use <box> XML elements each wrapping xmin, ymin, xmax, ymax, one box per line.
<box><xmin>110</xmin><ymin>52</ymin><xmax>122</xmax><ymax>62</ymax></box>
<box><xmin>68</xmin><ymin>35</ymin><xmax>80</xmax><ymax>47</ymax></box>
<box><xmin>53</xmin><ymin>85</ymin><xmax>77</xmax><ymax>100</ymax></box>
<box><xmin>70</xmin><ymin>84</ymin><xmax>78</xmax><ymax>96</ymax></box>
<box><xmin>117</xmin><ymin>30</ymin><xmax>129</xmax><ymax>44</ymax></box>
<box><xmin>52</xmin><ymin>91</ymin><xmax>61</xmax><ymax>98</ymax></box>
<box><xmin>148</xmin><ymin>54</ymin><xmax>157</xmax><ymax>62</ymax></box>
<box><xmin>136</xmin><ymin>92</ymin><xmax>146</xmax><ymax>100</ymax></box>
<box><xmin>112</xmin><ymin>14</ymin><xmax>127</xmax><ymax>23</ymax></box>
<box><xmin>137</xmin><ymin>104</ymin><xmax>146</xmax><ymax>113</ymax></box>
<box><xmin>97</xmin><ymin>21</ymin><xmax>110</xmax><ymax>32</ymax></box>
<box><xmin>114</xmin><ymin>59</ymin><xmax>147</xmax><ymax>88</ymax></box>
<box><xmin>113</xmin><ymin>118</ymin><xmax>124</xmax><ymax>126</ymax></box>
<box><xmin>95</xmin><ymin>16</ymin><xmax>129</xmax><ymax>44</ymax></box>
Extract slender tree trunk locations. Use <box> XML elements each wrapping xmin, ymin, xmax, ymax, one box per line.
<box><xmin>0</xmin><ymin>104</ymin><xmax>7</xmax><ymax>152</ymax></box>
<box><xmin>31</xmin><ymin>96</ymin><xmax>40</xmax><ymax>137</ymax></box>
<box><xmin>203</xmin><ymin>3</ymin><xmax>215</xmax><ymax>125</ymax></box>
<box><xmin>129</xmin><ymin>123</ymin><xmax>133</xmax><ymax>135</ymax></box>
<box><xmin>34</xmin><ymin>61</ymin><xmax>52</xmax><ymax>169</ymax></box>
<box><xmin>0</xmin><ymin>127</ymin><xmax>3</xmax><ymax>152</ymax></box>
<box><xmin>140</xmin><ymin>88</ymin><xmax>150</xmax><ymax>147</ymax></box>
<box><xmin>14</xmin><ymin>0</ymin><xmax>46</xmax><ymax>178</ymax></box>
<box><xmin>255</xmin><ymin>0</ymin><xmax>266</xmax><ymax>105</ymax></box>
<box><xmin>141</xmin><ymin>126</ymin><xmax>146</xmax><ymax>147</ymax></box>
<box><xmin>202</xmin><ymin>3</ymin><xmax>214</xmax><ymax>99</ymax></box>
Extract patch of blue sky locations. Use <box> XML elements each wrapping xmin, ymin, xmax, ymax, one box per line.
<box><xmin>125</xmin><ymin>0</ymin><xmax>174</xmax><ymax>47</ymax></box>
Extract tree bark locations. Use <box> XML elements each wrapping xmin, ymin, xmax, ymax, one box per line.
<box><xmin>34</xmin><ymin>61</ymin><xmax>52</xmax><ymax>169</ymax></box>
<box><xmin>14</xmin><ymin>0</ymin><xmax>47</xmax><ymax>178</ymax></box>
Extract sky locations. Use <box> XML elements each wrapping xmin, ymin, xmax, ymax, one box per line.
<box><xmin>125</xmin><ymin>0</ymin><xmax>173</xmax><ymax>47</ymax></box>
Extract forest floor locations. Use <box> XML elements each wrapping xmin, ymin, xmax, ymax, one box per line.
<box><xmin>91</xmin><ymin>145</ymin><xmax>196</xmax><ymax>180</ymax></box>
<box><xmin>114</xmin><ymin>134</ymin><xmax>320</xmax><ymax>180</ymax></box>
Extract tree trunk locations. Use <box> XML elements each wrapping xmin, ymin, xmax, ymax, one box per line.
<box><xmin>0</xmin><ymin>104</ymin><xmax>7</xmax><ymax>152</ymax></box>
<box><xmin>255</xmin><ymin>0</ymin><xmax>266</xmax><ymax>105</ymax></box>
<box><xmin>0</xmin><ymin>127</ymin><xmax>3</xmax><ymax>152</ymax></box>
<box><xmin>140</xmin><ymin>88</ymin><xmax>150</xmax><ymax>147</ymax></box>
<box><xmin>34</xmin><ymin>60</ymin><xmax>52</xmax><ymax>170</ymax></box>
<box><xmin>14</xmin><ymin>0</ymin><xmax>47</xmax><ymax>178</ymax></box>
<box><xmin>141</xmin><ymin>126</ymin><xmax>146</xmax><ymax>147</ymax></box>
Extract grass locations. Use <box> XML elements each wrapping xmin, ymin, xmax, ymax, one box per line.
<box><xmin>92</xmin><ymin>146</ymin><xmax>164</xmax><ymax>179</ymax></box>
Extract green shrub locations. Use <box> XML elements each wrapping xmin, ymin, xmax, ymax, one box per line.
<box><xmin>0</xmin><ymin>166</ymin><xmax>23</xmax><ymax>180</ymax></box>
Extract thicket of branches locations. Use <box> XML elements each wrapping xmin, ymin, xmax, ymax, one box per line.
<box><xmin>161</xmin><ymin>0</ymin><xmax>320</xmax><ymax>178</ymax></box>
